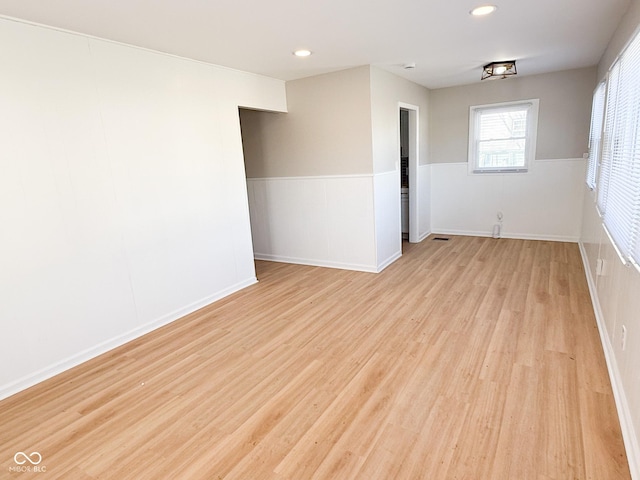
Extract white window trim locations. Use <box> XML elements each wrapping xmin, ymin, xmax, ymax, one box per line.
<box><xmin>468</xmin><ymin>99</ymin><xmax>539</xmax><ymax>175</ymax></box>
<box><xmin>586</xmin><ymin>81</ymin><xmax>607</xmax><ymax>190</ymax></box>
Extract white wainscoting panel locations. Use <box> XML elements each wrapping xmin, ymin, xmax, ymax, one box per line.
<box><xmin>374</xmin><ymin>170</ymin><xmax>402</xmax><ymax>271</ymax></box>
<box><xmin>418</xmin><ymin>164</ymin><xmax>432</xmax><ymax>241</ymax></box>
<box><xmin>247</xmin><ymin>175</ymin><xmax>377</xmax><ymax>272</ymax></box>
<box><xmin>430</xmin><ymin>159</ymin><xmax>586</xmax><ymax>242</ymax></box>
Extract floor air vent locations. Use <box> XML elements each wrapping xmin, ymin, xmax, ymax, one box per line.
<box><xmin>433</xmin><ymin>237</ymin><xmax>450</xmax><ymax>241</ymax></box>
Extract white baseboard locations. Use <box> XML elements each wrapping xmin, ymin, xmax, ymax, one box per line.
<box><xmin>416</xmin><ymin>230</ymin><xmax>432</xmax><ymax>242</ymax></box>
<box><xmin>377</xmin><ymin>251</ymin><xmax>402</xmax><ymax>272</ymax></box>
<box><xmin>431</xmin><ymin>228</ymin><xmax>579</xmax><ymax>243</ymax></box>
<box><xmin>578</xmin><ymin>242</ymin><xmax>639</xmax><ymax>480</ymax></box>
<box><xmin>0</xmin><ymin>277</ymin><xmax>257</xmax><ymax>402</ymax></box>
<box><xmin>254</xmin><ymin>253</ymin><xmax>379</xmax><ymax>273</ymax></box>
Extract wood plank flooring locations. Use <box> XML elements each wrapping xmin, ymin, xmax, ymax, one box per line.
<box><xmin>0</xmin><ymin>236</ymin><xmax>630</xmax><ymax>479</ymax></box>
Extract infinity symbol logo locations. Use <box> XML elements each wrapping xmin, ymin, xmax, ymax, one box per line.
<box><xmin>14</xmin><ymin>451</ymin><xmax>42</xmax><ymax>465</ymax></box>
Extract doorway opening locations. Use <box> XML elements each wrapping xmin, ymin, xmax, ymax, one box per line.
<box><xmin>238</xmin><ymin>106</ymin><xmax>280</xmax><ymax>280</ymax></box>
<box><xmin>399</xmin><ymin>103</ymin><xmax>419</xmax><ymax>248</ymax></box>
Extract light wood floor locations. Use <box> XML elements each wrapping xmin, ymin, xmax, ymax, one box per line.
<box><xmin>0</xmin><ymin>236</ymin><xmax>630</xmax><ymax>479</ymax></box>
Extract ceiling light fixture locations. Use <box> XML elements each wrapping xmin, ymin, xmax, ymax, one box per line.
<box><xmin>293</xmin><ymin>49</ymin><xmax>312</xmax><ymax>57</ymax></box>
<box><xmin>481</xmin><ymin>60</ymin><xmax>517</xmax><ymax>80</ymax></box>
<box><xmin>470</xmin><ymin>5</ymin><xmax>497</xmax><ymax>16</ymax></box>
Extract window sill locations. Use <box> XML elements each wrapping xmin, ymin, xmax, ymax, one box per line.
<box><xmin>471</xmin><ymin>168</ymin><xmax>528</xmax><ymax>174</ymax></box>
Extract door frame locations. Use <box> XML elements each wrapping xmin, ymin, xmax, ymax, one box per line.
<box><xmin>399</xmin><ymin>102</ymin><xmax>420</xmax><ymax>243</ymax></box>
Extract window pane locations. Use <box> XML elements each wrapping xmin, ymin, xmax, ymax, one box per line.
<box><xmin>478</xmin><ymin>139</ymin><xmax>526</xmax><ymax>168</ymax></box>
<box><xmin>479</xmin><ymin>110</ymin><xmax>528</xmax><ymax>141</ymax></box>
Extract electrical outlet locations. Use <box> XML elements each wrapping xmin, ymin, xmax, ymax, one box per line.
<box><xmin>596</xmin><ymin>258</ymin><xmax>606</xmax><ymax>276</ymax></box>
<box><xmin>621</xmin><ymin>325</ymin><xmax>627</xmax><ymax>351</ymax></box>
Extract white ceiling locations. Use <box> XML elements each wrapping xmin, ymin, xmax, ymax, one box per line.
<box><xmin>0</xmin><ymin>0</ymin><xmax>631</xmax><ymax>89</ymax></box>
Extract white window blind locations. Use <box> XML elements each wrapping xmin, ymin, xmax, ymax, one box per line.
<box><xmin>468</xmin><ymin>100</ymin><xmax>539</xmax><ymax>174</ymax></box>
<box><xmin>586</xmin><ymin>81</ymin><xmax>606</xmax><ymax>189</ymax></box>
<box><xmin>597</xmin><ymin>27</ymin><xmax>640</xmax><ymax>268</ymax></box>
<box><xmin>598</xmin><ymin>63</ymin><xmax>619</xmax><ymax>215</ymax></box>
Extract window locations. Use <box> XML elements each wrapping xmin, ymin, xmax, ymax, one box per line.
<box><xmin>468</xmin><ymin>99</ymin><xmax>539</xmax><ymax>174</ymax></box>
<box><xmin>595</xmin><ymin>27</ymin><xmax>640</xmax><ymax>269</ymax></box>
<box><xmin>586</xmin><ymin>81</ymin><xmax>606</xmax><ymax>189</ymax></box>
<box><xmin>596</xmin><ymin>62</ymin><xmax>620</xmax><ymax>216</ymax></box>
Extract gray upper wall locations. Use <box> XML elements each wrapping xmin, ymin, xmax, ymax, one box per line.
<box><xmin>599</xmin><ymin>0</ymin><xmax>640</xmax><ymax>80</ymax></box>
<box><xmin>242</xmin><ymin>64</ymin><xmax>597</xmax><ymax>173</ymax></box>
<box><xmin>240</xmin><ymin>66</ymin><xmax>373</xmax><ymax>178</ymax></box>
<box><xmin>370</xmin><ymin>67</ymin><xmax>430</xmax><ymax>172</ymax></box>
<box><xmin>428</xmin><ymin>67</ymin><xmax>597</xmax><ymax>164</ymax></box>
<box><xmin>240</xmin><ymin>65</ymin><xmax>431</xmax><ymax>178</ymax></box>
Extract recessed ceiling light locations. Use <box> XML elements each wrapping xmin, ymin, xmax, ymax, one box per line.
<box><xmin>470</xmin><ymin>5</ymin><xmax>497</xmax><ymax>16</ymax></box>
<box><xmin>293</xmin><ymin>49</ymin><xmax>312</xmax><ymax>57</ymax></box>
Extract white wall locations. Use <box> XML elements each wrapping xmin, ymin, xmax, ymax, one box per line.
<box><xmin>431</xmin><ymin>160</ymin><xmax>586</xmax><ymax>241</ymax></box>
<box><xmin>0</xmin><ymin>18</ymin><xmax>286</xmax><ymax>399</ymax></box>
<box><xmin>580</xmin><ymin>2</ymin><xmax>640</xmax><ymax>476</ymax></box>
<box><xmin>418</xmin><ymin>164</ymin><xmax>432</xmax><ymax>237</ymax></box>
<box><xmin>581</xmin><ymin>190</ymin><xmax>640</xmax><ymax>479</ymax></box>
<box><xmin>247</xmin><ymin>175</ymin><xmax>377</xmax><ymax>271</ymax></box>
